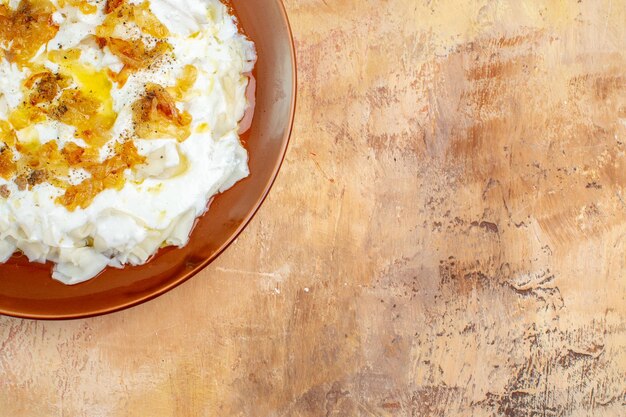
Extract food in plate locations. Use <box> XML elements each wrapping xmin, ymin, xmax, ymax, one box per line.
<box><xmin>0</xmin><ymin>0</ymin><xmax>256</xmax><ymax>284</ymax></box>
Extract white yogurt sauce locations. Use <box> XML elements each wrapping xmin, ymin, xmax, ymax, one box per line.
<box><xmin>0</xmin><ymin>0</ymin><xmax>256</xmax><ymax>284</ymax></box>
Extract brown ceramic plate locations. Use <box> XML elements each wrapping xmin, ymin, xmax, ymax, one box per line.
<box><xmin>0</xmin><ymin>0</ymin><xmax>296</xmax><ymax>320</ymax></box>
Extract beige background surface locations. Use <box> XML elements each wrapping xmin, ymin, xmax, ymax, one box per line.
<box><xmin>1</xmin><ymin>0</ymin><xmax>626</xmax><ymax>416</ymax></box>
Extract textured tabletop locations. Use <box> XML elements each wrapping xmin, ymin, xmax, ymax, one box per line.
<box><xmin>1</xmin><ymin>1</ymin><xmax>625</xmax><ymax>416</ymax></box>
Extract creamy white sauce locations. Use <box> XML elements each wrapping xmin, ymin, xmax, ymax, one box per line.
<box><xmin>0</xmin><ymin>0</ymin><xmax>256</xmax><ymax>284</ymax></box>
<box><xmin>0</xmin><ymin>60</ymin><xmax>27</xmax><ymax>120</ymax></box>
